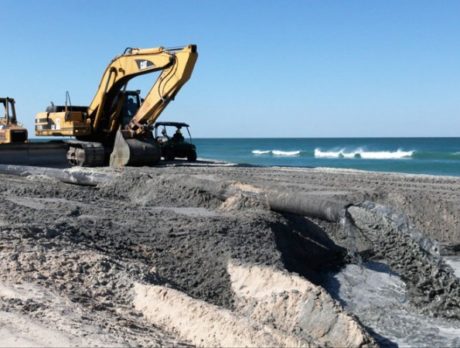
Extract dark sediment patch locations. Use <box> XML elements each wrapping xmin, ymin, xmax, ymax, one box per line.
<box><xmin>348</xmin><ymin>202</ymin><xmax>460</xmax><ymax>320</ymax></box>
<box><xmin>272</xmin><ymin>213</ymin><xmax>347</xmax><ymax>284</ymax></box>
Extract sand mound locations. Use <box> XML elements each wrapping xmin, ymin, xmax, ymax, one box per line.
<box><xmin>133</xmin><ymin>261</ymin><xmax>375</xmax><ymax>347</ymax></box>
<box><xmin>228</xmin><ymin>261</ymin><xmax>373</xmax><ymax>347</ymax></box>
<box><xmin>1</xmin><ymin>165</ymin><xmax>458</xmax><ymax>345</ymax></box>
<box><xmin>0</xmin><ymin>168</ymin><xmax>369</xmax><ymax>346</ymax></box>
<box><xmin>133</xmin><ymin>283</ymin><xmax>310</xmax><ymax>347</ymax></box>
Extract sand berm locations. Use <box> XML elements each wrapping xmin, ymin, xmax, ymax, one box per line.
<box><xmin>0</xmin><ymin>163</ymin><xmax>459</xmax><ymax>346</ymax></box>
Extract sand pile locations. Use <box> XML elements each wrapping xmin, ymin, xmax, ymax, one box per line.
<box><xmin>133</xmin><ymin>261</ymin><xmax>371</xmax><ymax>347</ymax></box>
<box><xmin>0</xmin><ymin>169</ymin><xmax>375</xmax><ymax>346</ymax></box>
<box><xmin>1</xmin><ymin>164</ymin><xmax>460</xmax><ymax>346</ymax></box>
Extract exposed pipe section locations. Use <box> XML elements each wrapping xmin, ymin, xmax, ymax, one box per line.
<box><xmin>177</xmin><ymin>174</ymin><xmax>348</xmax><ymax>222</ymax></box>
<box><xmin>265</xmin><ymin>191</ymin><xmax>346</xmax><ymax>222</ymax></box>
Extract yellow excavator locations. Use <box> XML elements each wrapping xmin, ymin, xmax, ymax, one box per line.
<box><xmin>34</xmin><ymin>44</ymin><xmax>198</xmax><ymax>167</ymax></box>
<box><xmin>0</xmin><ymin>97</ymin><xmax>28</xmax><ymax>144</ymax></box>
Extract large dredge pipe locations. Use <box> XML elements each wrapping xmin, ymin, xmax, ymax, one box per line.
<box><xmin>178</xmin><ymin>175</ymin><xmax>347</xmax><ymax>222</ymax></box>
<box><xmin>265</xmin><ymin>191</ymin><xmax>346</xmax><ymax>222</ymax></box>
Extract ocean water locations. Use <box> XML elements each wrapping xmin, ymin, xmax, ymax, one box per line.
<box><xmin>193</xmin><ymin>138</ymin><xmax>460</xmax><ymax>176</ymax></box>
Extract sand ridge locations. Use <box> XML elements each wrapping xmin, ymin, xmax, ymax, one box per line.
<box><xmin>0</xmin><ymin>164</ymin><xmax>459</xmax><ymax>346</ymax></box>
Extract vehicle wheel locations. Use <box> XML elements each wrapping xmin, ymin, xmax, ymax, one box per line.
<box><xmin>187</xmin><ymin>150</ymin><xmax>197</xmax><ymax>162</ymax></box>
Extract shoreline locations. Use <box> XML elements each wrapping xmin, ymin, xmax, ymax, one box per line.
<box><xmin>282</xmin><ymin>165</ymin><xmax>460</xmax><ymax>181</ymax></box>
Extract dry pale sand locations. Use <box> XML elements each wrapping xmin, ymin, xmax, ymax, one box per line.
<box><xmin>0</xmin><ymin>163</ymin><xmax>459</xmax><ymax>347</ymax></box>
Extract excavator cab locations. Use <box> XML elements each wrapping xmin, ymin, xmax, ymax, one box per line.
<box><xmin>120</xmin><ymin>90</ymin><xmax>142</xmax><ymax>127</ymax></box>
<box><xmin>0</xmin><ymin>98</ymin><xmax>28</xmax><ymax>144</ymax></box>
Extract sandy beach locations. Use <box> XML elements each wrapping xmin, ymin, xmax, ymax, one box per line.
<box><xmin>0</xmin><ymin>162</ymin><xmax>459</xmax><ymax>347</ymax></box>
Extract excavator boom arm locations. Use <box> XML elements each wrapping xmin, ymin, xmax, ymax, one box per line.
<box><xmin>109</xmin><ymin>44</ymin><xmax>198</xmax><ymax>168</ymax></box>
<box><xmin>89</xmin><ymin>45</ymin><xmax>197</xmax><ymax>133</ymax></box>
<box><xmin>127</xmin><ymin>45</ymin><xmax>198</xmax><ymax>133</ymax></box>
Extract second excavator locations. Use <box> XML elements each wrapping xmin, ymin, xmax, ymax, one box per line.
<box><xmin>34</xmin><ymin>44</ymin><xmax>198</xmax><ymax>167</ymax></box>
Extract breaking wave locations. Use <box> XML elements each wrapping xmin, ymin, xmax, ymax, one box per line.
<box><xmin>252</xmin><ymin>149</ymin><xmax>301</xmax><ymax>157</ymax></box>
<box><xmin>272</xmin><ymin>150</ymin><xmax>301</xmax><ymax>156</ymax></box>
<box><xmin>252</xmin><ymin>147</ymin><xmax>459</xmax><ymax>161</ymax></box>
<box><xmin>252</xmin><ymin>150</ymin><xmax>271</xmax><ymax>155</ymax></box>
<box><xmin>314</xmin><ymin>148</ymin><xmax>414</xmax><ymax>160</ymax></box>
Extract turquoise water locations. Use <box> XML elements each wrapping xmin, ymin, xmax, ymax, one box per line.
<box><xmin>193</xmin><ymin>138</ymin><xmax>460</xmax><ymax>176</ymax></box>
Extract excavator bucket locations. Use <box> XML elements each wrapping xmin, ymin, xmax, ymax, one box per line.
<box><xmin>109</xmin><ymin>129</ymin><xmax>161</xmax><ymax>167</ymax></box>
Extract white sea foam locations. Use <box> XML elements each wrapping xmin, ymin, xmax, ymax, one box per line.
<box><xmin>252</xmin><ymin>150</ymin><xmax>300</xmax><ymax>157</ymax></box>
<box><xmin>272</xmin><ymin>150</ymin><xmax>300</xmax><ymax>157</ymax></box>
<box><xmin>252</xmin><ymin>150</ymin><xmax>271</xmax><ymax>155</ymax></box>
<box><xmin>314</xmin><ymin>148</ymin><xmax>414</xmax><ymax>160</ymax></box>
<box><xmin>314</xmin><ymin>149</ymin><xmax>357</xmax><ymax>159</ymax></box>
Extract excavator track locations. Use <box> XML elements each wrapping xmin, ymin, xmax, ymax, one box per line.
<box><xmin>0</xmin><ymin>141</ymin><xmax>106</xmax><ymax>168</ymax></box>
<box><xmin>66</xmin><ymin>141</ymin><xmax>106</xmax><ymax>167</ymax></box>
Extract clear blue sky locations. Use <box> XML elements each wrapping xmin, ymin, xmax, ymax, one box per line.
<box><xmin>2</xmin><ymin>0</ymin><xmax>459</xmax><ymax>137</ymax></box>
